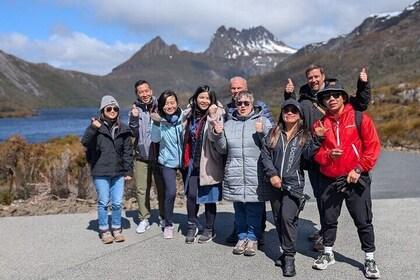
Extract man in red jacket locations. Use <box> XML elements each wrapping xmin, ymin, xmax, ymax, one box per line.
<box><xmin>311</xmin><ymin>81</ymin><xmax>381</xmax><ymax>279</ymax></box>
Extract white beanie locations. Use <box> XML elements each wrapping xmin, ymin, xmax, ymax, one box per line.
<box><xmin>100</xmin><ymin>95</ymin><xmax>120</xmax><ymax>110</ymax></box>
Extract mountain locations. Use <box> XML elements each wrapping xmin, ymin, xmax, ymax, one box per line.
<box><xmin>107</xmin><ymin>26</ymin><xmax>295</xmax><ymax>99</ymax></box>
<box><xmin>247</xmin><ymin>1</ymin><xmax>420</xmax><ymax>108</ymax></box>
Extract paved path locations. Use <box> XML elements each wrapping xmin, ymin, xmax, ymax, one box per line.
<box><xmin>1</xmin><ymin>150</ymin><xmax>419</xmax><ymax>279</ymax></box>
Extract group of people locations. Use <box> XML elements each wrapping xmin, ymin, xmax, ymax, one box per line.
<box><xmin>81</xmin><ymin>64</ymin><xmax>381</xmax><ymax>279</ymax></box>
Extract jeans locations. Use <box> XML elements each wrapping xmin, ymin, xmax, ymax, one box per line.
<box><xmin>160</xmin><ymin>165</ymin><xmax>178</xmax><ymax>227</ymax></box>
<box><xmin>234</xmin><ymin>202</ymin><xmax>264</xmax><ymax>241</ymax></box>
<box><xmin>93</xmin><ymin>176</ymin><xmax>124</xmax><ymax>231</ymax></box>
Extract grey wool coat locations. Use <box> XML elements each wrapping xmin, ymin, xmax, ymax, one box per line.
<box><xmin>212</xmin><ymin>109</ymin><xmax>272</xmax><ymax>202</ymax></box>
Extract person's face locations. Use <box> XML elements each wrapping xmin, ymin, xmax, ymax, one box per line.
<box><xmin>306</xmin><ymin>68</ymin><xmax>325</xmax><ymax>92</ymax></box>
<box><xmin>322</xmin><ymin>91</ymin><xmax>344</xmax><ymax>114</ymax></box>
<box><xmin>103</xmin><ymin>105</ymin><xmax>119</xmax><ymax>120</ymax></box>
<box><xmin>236</xmin><ymin>97</ymin><xmax>253</xmax><ymax>116</ymax></box>
<box><xmin>282</xmin><ymin>105</ymin><xmax>300</xmax><ymax>124</ymax></box>
<box><xmin>230</xmin><ymin>79</ymin><xmax>247</xmax><ymax>99</ymax></box>
<box><xmin>136</xmin><ymin>83</ymin><xmax>153</xmax><ymax>104</ymax></box>
<box><xmin>163</xmin><ymin>96</ymin><xmax>178</xmax><ymax>115</ymax></box>
<box><xmin>197</xmin><ymin>91</ymin><xmax>211</xmax><ymax>111</ymax></box>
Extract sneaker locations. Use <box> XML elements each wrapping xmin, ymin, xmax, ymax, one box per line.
<box><xmin>226</xmin><ymin>228</ymin><xmax>238</xmax><ymax>244</ymax></box>
<box><xmin>100</xmin><ymin>230</ymin><xmax>113</xmax><ymax>244</ymax></box>
<box><xmin>312</xmin><ymin>252</ymin><xmax>335</xmax><ymax>270</ymax></box>
<box><xmin>233</xmin><ymin>239</ymin><xmax>247</xmax><ymax>255</ymax></box>
<box><xmin>185</xmin><ymin>224</ymin><xmax>198</xmax><ymax>244</ymax></box>
<box><xmin>313</xmin><ymin>237</ymin><xmax>325</xmax><ymax>252</ymax></box>
<box><xmin>364</xmin><ymin>259</ymin><xmax>380</xmax><ymax>279</ymax></box>
<box><xmin>282</xmin><ymin>256</ymin><xmax>296</xmax><ymax>277</ymax></box>
<box><xmin>163</xmin><ymin>226</ymin><xmax>174</xmax><ymax>239</ymax></box>
<box><xmin>136</xmin><ymin>219</ymin><xmax>150</xmax><ymax>234</ymax></box>
<box><xmin>308</xmin><ymin>231</ymin><xmax>321</xmax><ymax>241</ymax></box>
<box><xmin>112</xmin><ymin>228</ymin><xmax>125</xmax><ymax>242</ymax></box>
<box><xmin>198</xmin><ymin>228</ymin><xmax>215</xmax><ymax>243</ymax></box>
<box><xmin>244</xmin><ymin>239</ymin><xmax>258</xmax><ymax>256</ymax></box>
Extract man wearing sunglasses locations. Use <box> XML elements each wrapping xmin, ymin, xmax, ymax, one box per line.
<box><xmin>129</xmin><ymin>80</ymin><xmax>166</xmax><ymax>234</ymax></box>
<box><xmin>283</xmin><ymin>65</ymin><xmax>371</xmax><ymax>252</ymax></box>
<box><xmin>224</xmin><ymin>76</ymin><xmax>275</xmax><ymax>246</ymax></box>
<box><xmin>311</xmin><ymin>82</ymin><xmax>381</xmax><ymax>279</ymax></box>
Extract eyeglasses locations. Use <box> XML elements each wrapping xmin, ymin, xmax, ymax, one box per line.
<box><xmin>322</xmin><ymin>91</ymin><xmax>342</xmax><ymax>100</ymax></box>
<box><xmin>105</xmin><ymin>106</ymin><xmax>119</xmax><ymax>113</ymax></box>
<box><xmin>236</xmin><ymin>101</ymin><xmax>251</xmax><ymax>107</ymax></box>
<box><xmin>282</xmin><ymin>107</ymin><xmax>299</xmax><ymax>114</ymax></box>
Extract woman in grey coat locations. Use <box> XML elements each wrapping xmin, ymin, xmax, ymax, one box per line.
<box><xmin>212</xmin><ymin>90</ymin><xmax>272</xmax><ymax>256</ymax></box>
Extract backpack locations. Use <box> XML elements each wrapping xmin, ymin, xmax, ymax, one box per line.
<box><xmin>301</xmin><ymin>110</ymin><xmax>363</xmax><ymax>170</ymax></box>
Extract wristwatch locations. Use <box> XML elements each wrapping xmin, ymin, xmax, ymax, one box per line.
<box><xmin>354</xmin><ymin>167</ymin><xmax>362</xmax><ymax>174</ymax></box>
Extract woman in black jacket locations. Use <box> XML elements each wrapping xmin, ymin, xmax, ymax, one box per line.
<box><xmin>81</xmin><ymin>95</ymin><xmax>133</xmax><ymax>244</ymax></box>
<box><xmin>260</xmin><ymin>99</ymin><xmax>325</xmax><ymax>277</ymax></box>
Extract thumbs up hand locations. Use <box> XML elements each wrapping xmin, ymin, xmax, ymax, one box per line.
<box><xmin>91</xmin><ymin>117</ymin><xmax>101</xmax><ymax>128</ymax></box>
<box><xmin>255</xmin><ymin>117</ymin><xmax>263</xmax><ymax>133</ymax></box>
<box><xmin>131</xmin><ymin>104</ymin><xmax>139</xmax><ymax>117</ymax></box>
<box><xmin>285</xmin><ymin>78</ymin><xmax>294</xmax><ymax>94</ymax></box>
<box><xmin>359</xmin><ymin>67</ymin><xmax>368</xmax><ymax>82</ymax></box>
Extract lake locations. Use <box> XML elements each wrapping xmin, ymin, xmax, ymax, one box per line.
<box><xmin>0</xmin><ymin>108</ymin><xmax>130</xmax><ymax>143</ymax></box>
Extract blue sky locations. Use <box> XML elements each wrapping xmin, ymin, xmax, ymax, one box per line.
<box><xmin>0</xmin><ymin>0</ymin><xmax>415</xmax><ymax>75</ymax></box>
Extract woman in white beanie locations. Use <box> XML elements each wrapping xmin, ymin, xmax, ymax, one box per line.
<box><xmin>81</xmin><ymin>95</ymin><xmax>133</xmax><ymax>244</ymax></box>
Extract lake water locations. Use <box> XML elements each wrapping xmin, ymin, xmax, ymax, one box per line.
<box><xmin>0</xmin><ymin>108</ymin><xmax>130</xmax><ymax>143</ymax></box>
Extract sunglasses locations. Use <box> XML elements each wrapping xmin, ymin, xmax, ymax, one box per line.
<box><xmin>236</xmin><ymin>101</ymin><xmax>251</xmax><ymax>107</ymax></box>
<box><xmin>282</xmin><ymin>107</ymin><xmax>299</xmax><ymax>114</ymax></box>
<box><xmin>322</xmin><ymin>91</ymin><xmax>342</xmax><ymax>100</ymax></box>
<box><xmin>105</xmin><ymin>106</ymin><xmax>119</xmax><ymax>113</ymax></box>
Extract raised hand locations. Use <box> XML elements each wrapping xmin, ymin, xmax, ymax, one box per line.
<box><xmin>213</xmin><ymin>119</ymin><xmax>223</xmax><ymax>135</ymax></box>
<box><xmin>314</xmin><ymin>120</ymin><xmax>328</xmax><ymax>136</ymax></box>
<box><xmin>255</xmin><ymin>117</ymin><xmax>263</xmax><ymax>133</ymax></box>
<box><xmin>91</xmin><ymin>118</ymin><xmax>101</xmax><ymax>128</ymax></box>
<box><xmin>359</xmin><ymin>67</ymin><xmax>368</xmax><ymax>82</ymax></box>
<box><xmin>208</xmin><ymin>104</ymin><xmax>218</xmax><ymax>119</ymax></box>
<box><xmin>285</xmin><ymin>78</ymin><xmax>294</xmax><ymax>94</ymax></box>
<box><xmin>131</xmin><ymin>104</ymin><xmax>139</xmax><ymax>117</ymax></box>
<box><xmin>150</xmin><ymin>112</ymin><xmax>162</xmax><ymax>125</ymax></box>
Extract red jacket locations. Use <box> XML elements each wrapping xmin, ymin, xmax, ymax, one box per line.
<box><xmin>313</xmin><ymin>104</ymin><xmax>381</xmax><ymax>178</ymax></box>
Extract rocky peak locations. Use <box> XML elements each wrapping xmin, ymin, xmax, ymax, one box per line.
<box><xmin>205</xmin><ymin>25</ymin><xmax>296</xmax><ymax>58</ymax></box>
<box><xmin>136</xmin><ymin>36</ymin><xmax>180</xmax><ymax>58</ymax></box>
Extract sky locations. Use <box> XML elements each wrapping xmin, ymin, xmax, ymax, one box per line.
<box><xmin>0</xmin><ymin>0</ymin><xmax>415</xmax><ymax>75</ymax></box>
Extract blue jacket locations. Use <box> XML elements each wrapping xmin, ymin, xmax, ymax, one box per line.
<box><xmin>151</xmin><ymin>110</ymin><xmax>184</xmax><ymax>168</ymax></box>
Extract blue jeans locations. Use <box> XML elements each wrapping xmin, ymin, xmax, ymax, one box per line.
<box><xmin>93</xmin><ymin>176</ymin><xmax>124</xmax><ymax>231</ymax></box>
<box><xmin>234</xmin><ymin>202</ymin><xmax>264</xmax><ymax>241</ymax></box>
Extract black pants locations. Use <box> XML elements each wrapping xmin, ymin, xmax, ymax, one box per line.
<box><xmin>269</xmin><ymin>187</ymin><xmax>301</xmax><ymax>256</ymax></box>
<box><xmin>186</xmin><ymin>169</ymin><xmax>216</xmax><ymax>229</ymax></box>
<box><xmin>320</xmin><ymin>173</ymin><xmax>376</xmax><ymax>252</ymax></box>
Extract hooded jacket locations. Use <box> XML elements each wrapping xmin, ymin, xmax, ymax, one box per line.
<box><xmin>313</xmin><ymin>103</ymin><xmax>381</xmax><ymax>178</ymax></box>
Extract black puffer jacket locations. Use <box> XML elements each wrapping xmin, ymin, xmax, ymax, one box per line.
<box><xmin>81</xmin><ymin>119</ymin><xmax>133</xmax><ymax>177</ymax></box>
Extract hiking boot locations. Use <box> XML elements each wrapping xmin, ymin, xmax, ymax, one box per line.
<box><xmin>275</xmin><ymin>254</ymin><xmax>285</xmax><ymax>267</ymax></box>
<box><xmin>308</xmin><ymin>232</ymin><xmax>321</xmax><ymax>241</ymax></box>
<box><xmin>257</xmin><ymin>231</ymin><xmax>265</xmax><ymax>246</ymax></box>
<box><xmin>312</xmin><ymin>252</ymin><xmax>335</xmax><ymax>270</ymax></box>
<box><xmin>313</xmin><ymin>237</ymin><xmax>324</xmax><ymax>252</ymax></box>
<box><xmin>226</xmin><ymin>228</ymin><xmax>238</xmax><ymax>244</ymax></box>
<box><xmin>185</xmin><ymin>224</ymin><xmax>198</xmax><ymax>244</ymax></box>
<box><xmin>364</xmin><ymin>259</ymin><xmax>380</xmax><ymax>279</ymax></box>
<box><xmin>163</xmin><ymin>226</ymin><xmax>174</xmax><ymax>239</ymax></box>
<box><xmin>244</xmin><ymin>239</ymin><xmax>258</xmax><ymax>256</ymax></box>
<box><xmin>282</xmin><ymin>256</ymin><xmax>296</xmax><ymax>277</ymax></box>
<box><xmin>198</xmin><ymin>228</ymin><xmax>215</xmax><ymax>243</ymax></box>
<box><xmin>100</xmin><ymin>230</ymin><xmax>113</xmax><ymax>244</ymax></box>
<box><xmin>232</xmin><ymin>239</ymin><xmax>247</xmax><ymax>255</ymax></box>
<box><xmin>136</xmin><ymin>219</ymin><xmax>150</xmax><ymax>233</ymax></box>
<box><xmin>112</xmin><ymin>228</ymin><xmax>125</xmax><ymax>242</ymax></box>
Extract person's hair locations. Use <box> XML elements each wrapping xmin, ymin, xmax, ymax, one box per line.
<box><xmin>230</xmin><ymin>76</ymin><xmax>248</xmax><ymax>88</ymax></box>
<box><xmin>268</xmin><ymin>105</ymin><xmax>310</xmax><ymax>148</ymax></box>
<box><xmin>305</xmin><ymin>64</ymin><xmax>325</xmax><ymax>77</ymax></box>
<box><xmin>157</xmin><ymin>90</ymin><xmax>179</xmax><ymax>116</ymax></box>
<box><xmin>188</xmin><ymin>85</ymin><xmax>218</xmax><ymax>118</ymax></box>
<box><xmin>235</xmin><ymin>90</ymin><xmax>254</xmax><ymax>104</ymax></box>
<box><xmin>134</xmin><ymin>80</ymin><xmax>149</xmax><ymax>93</ymax></box>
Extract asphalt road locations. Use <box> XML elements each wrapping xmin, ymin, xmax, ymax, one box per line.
<box><xmin>1</xmin><ymin>150</ymin><xmax>419</xmax><ymax>279</ymax></box>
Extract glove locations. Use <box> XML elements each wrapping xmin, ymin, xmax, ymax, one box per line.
<box><xmin>331</xmin><ymin>176</ymin><xmax>348</xmax><ymax>192</ymax></box>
